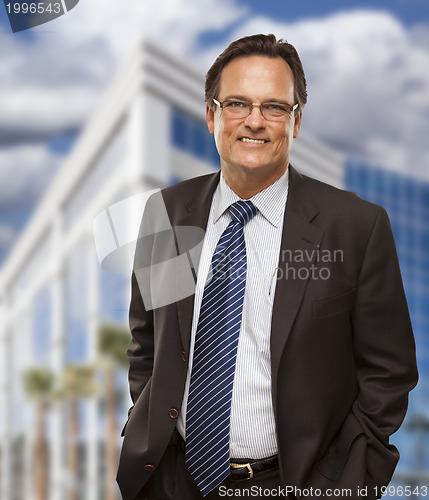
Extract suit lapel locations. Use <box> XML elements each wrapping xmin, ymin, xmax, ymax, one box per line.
<box><xmin>168</xmin><ymin>167</ymin><xmax>324</xmax><ymax>371</ymax></box>
<box><xmin>270</xmin><ymin>166</ymin><xmax>325</xmax><ymax>379</ymax></box>
<box><xmin>171</xmin><ymin>172</ymin><xmax>221</xmax><ymax>352</ymax></box>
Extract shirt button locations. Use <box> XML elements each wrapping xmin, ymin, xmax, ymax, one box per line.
<box><xmin>144</xmin><ymin>464</ymin><xmax>155</xmax><ymax>471</ymax></box>
<box><xmin>169</xmin><ymin>408</ymin><xmax>179</xmax><ymax>419</ymax></box>
<box><xmin>182</xmin><ymin>351</ymin><xmax>186</xmax><ymax>362</ymax></box>
<box><xmin>230</xmin><ymin>442</ymin><xmax>236</xmax><ymax>450</ymax></box>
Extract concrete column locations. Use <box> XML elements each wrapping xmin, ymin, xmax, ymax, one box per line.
<box><xmin>0</xmin><ymin>301</ymin><xmax>11</xmax><ymax>500</ymax></box>
<box><xmin>86</xmin><ymin>231</ymin><xmax>99</xmax><ymax>500</ymax></box>
<box><xmin>50</xmin><ymin>214</ymin><xmax>65</xmax><ymax>500</ymax></box>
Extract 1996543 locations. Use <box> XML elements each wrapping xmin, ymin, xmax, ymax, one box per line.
<box><xmin>6</xmin><ymin>2</ymin><xmax>61</xmax><ymax>14</ymax></box>
<box><xmin>374</xmin><ymin>485</ymin><xmax>428</xmax><ymax>497</ymax></box>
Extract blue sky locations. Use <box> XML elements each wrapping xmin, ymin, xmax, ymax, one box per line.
<box><xmin>237</xmin><ymin>0</ymin><xmax>429</xmax><ymax>26</ymax></box>
<box><xmin>1</xmin><ymin>0</ymin><xmax>428</xmax><ymax>28</ymax></box>
<box><xmin>0</xmin><ymin>0</ymin><xmax>428</xmax><ymax>265</ymax></box>
<box><xmin>198</xmin><ymin>0</ymin><xmax>429</xmax><ymax>44</ymax></box>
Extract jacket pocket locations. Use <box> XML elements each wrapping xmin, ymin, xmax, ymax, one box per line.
<box><xmin>316</xmin><ymin>413</ymin><xmax>365</xmax><ymax>480</ymax></box>
<box><xmin>120</xmin><ymin>405</ymin><xmax>135</xmax><ymax>437</ymax></box>
<box><xmin>312</xmin><ymin>288</ymin><xmax>356</xmax><ymax>318</ymax></box>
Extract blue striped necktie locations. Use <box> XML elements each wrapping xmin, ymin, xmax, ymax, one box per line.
<box><xmin>185</xmin><ymin>199</ymin><xmax>258</xmax><ymax>496</ymax></box>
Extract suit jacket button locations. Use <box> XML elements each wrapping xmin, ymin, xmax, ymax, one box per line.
<box><xmin>144</xmin><ymin>464</ymin><xmax>155</xmax><ymax>471</ymax></box>
<box><xmin>169</xmin><ymin>408</ymin><xmax>179</xmax><ymax>419</ymax></box>
<box><xmin>182</xmin><ymin>351</ymin><xmax>186</xmax><ymax>362</ymax></box>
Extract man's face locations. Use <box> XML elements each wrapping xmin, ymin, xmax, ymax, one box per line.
<box><xmin>207</xmin><ymin>55</ymin><xmax>301</xmax><ymax>184</ymax></box>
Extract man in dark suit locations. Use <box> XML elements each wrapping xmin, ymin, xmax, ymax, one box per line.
<box><xmin>117</xmin><ymin>34</ymin><xmax>418</xmax><ymax>500</ymax></box>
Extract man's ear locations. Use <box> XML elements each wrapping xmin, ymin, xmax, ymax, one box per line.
<box><xmin>206</xmin><ymin>105</ymin><xmax>215</xmax><ymax>134</ymax></box>
<box><xmin>293</xmin><ymin>111</ymin><xmax>302</xmax><ymax>138</ymax></box>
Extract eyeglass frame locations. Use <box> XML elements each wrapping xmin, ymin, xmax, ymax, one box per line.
<box><xmin>212</xmin><ymin>98</ymin><xmax>299</xmax><ymax>121</ymax></box>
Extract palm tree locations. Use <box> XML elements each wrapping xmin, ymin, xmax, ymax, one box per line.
<box><xmin>98</xmin><ymin>323</ymin><xmax>130</xmax><ymax>500</ymax></box>
<box><xmin>58</xmin><ymin>364</ymin><xmax>97</xmax><ymax>500</ymax></box>
<box><xmin>23</xmin><ymin>368</ymin><xmax>55</xmax><ymax>500</ymax></box>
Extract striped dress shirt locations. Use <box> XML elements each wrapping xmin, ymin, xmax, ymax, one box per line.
<box><xmin>178</xmin><ymin>169</ymin><xmax>289</xmax><ymax>459</ymax></box>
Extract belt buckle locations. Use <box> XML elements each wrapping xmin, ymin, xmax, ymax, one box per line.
<box><xmin>230</xmin><ymin>462</ymin><xmax>254</xmax><ymax>480</ymax></box>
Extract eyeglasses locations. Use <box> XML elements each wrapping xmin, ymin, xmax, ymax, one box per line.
<box><xmin>212</xmin><ymin>98</ymin><xmax>298</xmax><ymax>121</ymax></box>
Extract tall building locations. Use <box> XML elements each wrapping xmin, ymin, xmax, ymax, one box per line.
<box><xmin>346</xmin><ymin>160</ymin><xmax>429</xmax><ymax>489</ymax></box>
<box><xmin>0</xmin><ymin>41</ymin><xmax>427</xmax><ymax>500</ymax></box>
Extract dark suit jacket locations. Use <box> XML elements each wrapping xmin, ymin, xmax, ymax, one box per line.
<box><xmin>117</xmin><ymin>166</ymin><xmax>418</xmax><ymax>500</ymax></box>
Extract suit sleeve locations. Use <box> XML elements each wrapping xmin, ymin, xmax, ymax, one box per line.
<box><xmin>351</xmin><ymin>207</ymin><xmax>418</xmax><ymax>488</ymax></box>
<box><xmin>127</xmin><ymin>270</ymin><xmax>154</xmax><ymax>405</ymax></box>
<box><xmin>126</xmin><ymin>198</ymin><xmax>157</xmax><ymax>408</ymax></box>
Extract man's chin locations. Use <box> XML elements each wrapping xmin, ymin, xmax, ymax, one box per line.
<box><xmin>233</xmin><ymin>160</ymin><xmax>287</xmax><ymax>177</ymax></box>
<box><xmin>231</xmin><ymin>157</ymin><xmax>273</xmax><ymax>172</ymax></box>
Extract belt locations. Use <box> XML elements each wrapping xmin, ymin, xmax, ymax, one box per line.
<box><xmin>171</xmin><ymin>429</ymin><xmax>278</xmax><ymax>481</ymax></box>
<box><xmin>229</xmin><ymin>455</ymin><xmax>278</xmax><ymax>480</ymax></box>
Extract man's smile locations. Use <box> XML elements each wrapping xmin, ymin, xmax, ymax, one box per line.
<box><xmin>239</xmin><ymin>137</ymin><xmax>269</xmax><ymax>144</ymax></box>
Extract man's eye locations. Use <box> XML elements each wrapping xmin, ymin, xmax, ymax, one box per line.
<box><xmin>225</xmin><ymin>101</ymin><xmax>247</xmax><ymax>108</ymax></box>
<box><xmin>265</xmin><ymin>104</ymin><xmax>287</xmax><ymax>113</ymax></box>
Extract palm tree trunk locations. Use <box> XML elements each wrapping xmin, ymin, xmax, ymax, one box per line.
<box><xmin>68</xmin><ymin>396</ymin><xmax>79</xmax><ymax>500</ymax></box>
<box><xmin>106</xmin><ymin>366</ymin><xmax>118</xmax><ymax>500</ymax></box>
<box><xmin>35</xmin><ymin>403</ymin><xmax>47</xmax><ymax>500</ymax></box>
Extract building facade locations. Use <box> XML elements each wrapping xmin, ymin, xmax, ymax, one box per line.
<box><xmin>346</xmin><ymin>160</ymin><xmax>429</xmax><ymax>490</ymax></box>
<box><xmin>0</xmin><ymin>41</ymin><xmax>426</xmax><ymax>500</ymax></box>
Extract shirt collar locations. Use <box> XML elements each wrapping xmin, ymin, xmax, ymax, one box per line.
<box><xmin>214</xmin><ymin>169</ymin><xmax>289</xmax><ymax>228</ymax></box>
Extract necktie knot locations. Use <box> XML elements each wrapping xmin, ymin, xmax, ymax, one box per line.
<box><xmin>229</xmin><ymin>200</ymin><xmax>258</xmax><ymax>226</ymax></box>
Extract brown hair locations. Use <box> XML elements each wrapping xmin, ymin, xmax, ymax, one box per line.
<box><xmin>205</xmin><ymin>33</ymin><xmax>307</xmax><ymax>115</ymax></box>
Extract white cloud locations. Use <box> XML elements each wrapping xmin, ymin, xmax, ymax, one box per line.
<box><xmin>3</xmin><ymin>5</ymin><xmax>427</xmax><ymax>179</ymax></box>
<box><xmin>1</xmin><ymin>6</ymin><xmax>429</xmax><ymax>262</ymax></box>
<box><xmin>197</xmin><ymin>10</ymin><xmax>429</xmax><ymax>180</ymax></box>
<box><xmin>0</xmin><ymin>0</ymin><xmax>246</xmax><ymax>186</ymax></box>
<box><xmin>0</xmin><ymin>0</ymin><xmax>246</xmax><ymax>139</ymax></box>
<box><xmin>0</xmin><ymin>143</ymin><xmax>60</xmax><ymax>208</ymax></box>
<box><xmin>0</xmin><ymin>0</ymin><xmax>246</xmax><ymax>261</ymax></box>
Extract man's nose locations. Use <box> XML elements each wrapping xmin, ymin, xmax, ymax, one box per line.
<box><xmin>244</xmin><ymin>105</ymin><xmax>265</xmax><ymax>129</ymax></box>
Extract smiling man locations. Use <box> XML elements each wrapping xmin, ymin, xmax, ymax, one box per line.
<box><xmin>117</xmin><ymin>34</ymin><xmax>418</xmax><ymax>500</ymax></box>
<box><xmin>207</xmin><ymin>54</ymin><xmax>301</xmax><ymax>198</ymax></box>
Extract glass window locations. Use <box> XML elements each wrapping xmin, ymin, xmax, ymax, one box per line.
<box><xmin>189</xmin><ymin>119</ymin><xmax>208</xmax><ymax>160</ymax></box>
<box><xmin>170</xmin><ymin>107</ymin><xmax>219</xmax><ymax>168</ymax></box>
<box><xmin>422</xmin><ymin>230</ymin><xmax>429</xmax><ymax>253</ymax></box>
<box><xmin>32</xmin><ymin>286</ymin><xmax>52</xmax><ymax>365</ymax></box>
<box><xmin>171</xmin><ymin>108</ymin><xmax>188</xmax><ymax>147</ymax></box>
<box><xmin>390</xmin><ymin>220</ymin><xmax>402</xmax><ymax>247</ymax></box>
<box><xmin>346</xmin><ymin>159</ymin><xmax>429</xmax><ymax>478</ymax></box>
<box><xmin>389</xmin><ymin>172</ymin><xmax>402</xmax><ymax>201</ymax></box>
<box><xmin>64</xmin><ymin>239</ymin><xmax>89</xmax><ymax>363</ymax></box>
<box><xmin>354</xmin><ymin>161</ymin><xmax>370</xmax><ymax>194</ymax></box>
<box><xmin>10</xmin><ymin>319</ymin><xmax>30</xmax><ymax>435</ymax></box>
<box><xmin>98</xmin><ymin>269</ymin><xmax>129</xmax><ymax>326</ymax></box>
<box><xmin>403</xmin><ymin>177</ymin><xmax>417</xmax><ymax>206</ymax></box>
<box><xmin>422</xmin><ymin>185</ymin><xmax>429</xmax><ymax>206</ymax></box>
<box><xmin>392</xmin><ymin>428</ymin><xmax>418</xmax><ymax>473</ymax></box>
<box><xmin>421</xmin><ymin>257</ymin><xmax>429</xmax><ymax>278</ymax></box>
<box><xmin>371</xmin><ymin>167</ymin><xmax>387</xmax><ymax>203</ymax></box>
<box><xmin>403</xmin><ymin>225</ymin><xmax>417</xmax><ymax>250</ymax></box>
<box><xmin>208</xmin><ymin>136</ymin><xmax>219</xmax><ymax>165</ymax></box>
<box><xmin>421</xmin><ymin>293</ymin><xmax>429</xmax><ymax>316</ymax></box>
<box><xmin>405</xmin><ymin>289</ymin><xmax>417</xmax><ymax>318</ymax></box>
